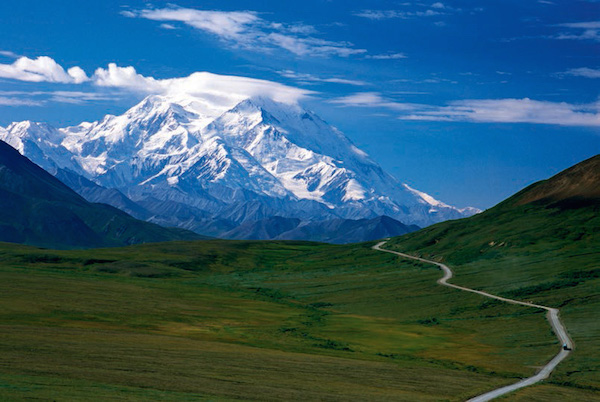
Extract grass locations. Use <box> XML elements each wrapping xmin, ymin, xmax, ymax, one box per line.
<box><xmin>0</xmin><ymin>239</ymin><xmax>564</xmax><ymax>400</ymax></box>
<box><xmin>386</xmin><ymin>194</ymin><xmax>600</xmax><ymax>400</ymax></box>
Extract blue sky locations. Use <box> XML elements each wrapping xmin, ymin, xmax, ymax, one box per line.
<box><xmin>0</xmin><ymin>0</ymin><xmax>598</xmax><ymax>208</ymax></box>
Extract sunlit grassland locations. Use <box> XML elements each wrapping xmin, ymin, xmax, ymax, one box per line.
<box><xmin>0</xmin><ymin>239</ymin><xmax>563</xmax><ymax>400</ymax></box>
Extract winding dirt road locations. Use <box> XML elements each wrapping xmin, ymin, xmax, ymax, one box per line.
<box><xmin>373</xmin><ymin>240</ymin><xmax>573</xmax><ymax>401</ymax></box>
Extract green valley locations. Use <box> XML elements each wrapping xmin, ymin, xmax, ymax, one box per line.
<box><xmin>1</xmin><ymin>155</ymin><xmax>599</xmax><ymax>400</ymax></box>
<box><xmin>0</xmin><ymin>239</ymin><xmax>561</xmax><ymax>401</ymax></box>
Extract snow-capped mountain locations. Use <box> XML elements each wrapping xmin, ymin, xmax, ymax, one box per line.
<box><xmin>0</xmin><ymin>94</ymin><xmax>478</xmax><ymax>233</ymax></box>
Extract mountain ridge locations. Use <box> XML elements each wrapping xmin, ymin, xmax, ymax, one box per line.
<box><xmin>0</xmin><ymin>94</ymin><xmax>479</xmax><ymax>238</ymax></box>
<box><xmin>0</xmin><ymin>140</ymin><xmax>203</xmax><ymax>249</ymax></box>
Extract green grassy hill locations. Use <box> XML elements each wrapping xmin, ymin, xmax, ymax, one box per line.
<box><xmin>386</xmin><ymin>154</ymin><xmax>600</xmax><ymax>400</ymax></box>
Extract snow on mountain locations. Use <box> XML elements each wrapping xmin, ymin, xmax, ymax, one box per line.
<box><xmin>0</xmin><ymin>94</ymin><xmax>479</xmax><ymax>229</ymax></box>
<box><xmin>1</xmin><ymin>121</ymin><xmax>81</xmax><ymax>174</ymax></box>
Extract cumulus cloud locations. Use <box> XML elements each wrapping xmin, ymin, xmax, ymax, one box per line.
<box><xmin>124</xmin><ymin>6</ymin><xmax>366</xmax><ymax>57</ymax></box>
<box><xmin>0</xmin><ymin>55</ymin><xmax>313</xmax><ymax>107</ymax></box>
<box><xmin>403</xmin><ymin>98</ymin><xmax>600</xmax><ymax>126</ymax></box>
<box><xmin>0</xmin><ymin>56</ymin><xmax>89</xmax><ymax>83</ymax></box>
<box><xmin>66</xmin><ymin>66</ymin><xmax>89</xmax><ymax>84</ymax></box>
<box><xmin>93</xmin><ymin>63</ymin><xmax>162</xmax><ymax>92</ymax></box>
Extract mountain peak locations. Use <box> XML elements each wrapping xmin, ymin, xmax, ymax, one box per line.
<box><xmin>124</xmin><ymin>94</ymin><xmax>197</xmax><ymax>122</ymax></box>
<box><xmin>7</xmin><ymin>121</ymin><xmax>62</xmax><ymax>141</ymax></box>
<box><xmin>1</xmin><ymin>93</ymin><xmax>479</xmax><ymax>230</ymax></box>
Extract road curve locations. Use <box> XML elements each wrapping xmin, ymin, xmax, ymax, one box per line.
<box><xmin>372</xmin><ymin>240</ymin><xmax>573</xmax><ymax>402</ymax></box>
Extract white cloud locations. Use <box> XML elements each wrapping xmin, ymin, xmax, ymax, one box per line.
<box><xmin>265</xmin><ymin>33</ymin><xmax>364</xmax><ymax>57</ymax></box>
<box><xmin>563</xmin><ymin>67</ymin><xmax>600</xmax><ymax>78</ymax></box>
<box><xmin>125</xmin><ymin>6</ymin><xmax>366</xmax><ymax>57</ymax></box>
<box><xmin>66</xmin><ymin>66</ymin><xmax>89</xmax><ymax>84</ymax></box>
<box><xmin>0</xmin><ymin>90</ymin><xmax>120</xmax><ymax>106</ymax></box>
<box><xmin>0</xmin><ymin>56</ymin><xmax>89</xmax><ymax>83</ymax></box>
<box><xmin>355</xmin><ymin>3</ymin><xmax>475</xmax><ymax>21</ymax></box>
<box><xmin>119</xmin><ymin>10</ymin><xmax>136</xmax><ymax>18</ymax></box>
<box><xmin>278</xmin><ymin>70</ymin><xmax>367</xmax><ymax>86</ymax></box>
<box><xmin>0</xmin><ymin>50</ymin><xmax>19</xmax><ymax>59</ymax></box>
<box><xmin>135</xmin><ymin>8</ymin><xmax>261</xmax><ymax>40</ymax></box>
<box><xmin>93</xmin><ymin>63</ymin><xmax>162</xmax><ymax>92</ymax></box>
<box><xmin>329</xmin><ymin>92</ymin><xmax>417</xmax><ymax>110</ymax></box>
<box><xmin>159</xmin><ymin>23</ymin><xmax>177</xmax><ymax>30</ymax></box>
<box><xmin>323</xmin><ymin>78</ymin><xmax>367</xmax><ymax>86</ymax></box>
<box><xmin>330</xmin><ymin>92</ymin><xmax>386</xmax><ymax>106</ymax></box>
<box><xmin>353</xmin><ymin>10</ymin><xmax>395</xmax><ymax>20</ymax></box>
<box><xmin>365</xmin><ymin>53</ymin><xmax>407</xmax><ymax>60</ymax></box>
<box><xmin>0</xmin><ymin>55</ymin><xmax>313</xmax><ymax>107</ymax></box>
<box><xmin>555</xmin><ymin>21</ymin><xmax>600</xmax><ymax>42</ymax></box>
<box><xmin>330</xmin><ymin>94</ymin><xmax>600</xmax><ymax>126</ymax></box>
<box><xmin>402</xmin><ymin>98</ymin><xmax>600</xmax><ymax>126</ymax></box>
<box><xmin>92</xmin><ymin>64</ymin><xmax>314</xmax><ymax>105</ymax></box>
<box><xmin>504</xmin><ymin>21</ymin><xmax>600</xmax><ymax>43</ymax></box>
<box><xmin>354</xmin><ymin>9</ymin><xmax>442</xmax><ymax>20</ymax></box>
<box><xmin>0</xmin><ymin>96</ymin><xmax>43</xmax><ymax>106</ymax></box>
<box><xmin>48</xmin><ymin>91</ymin><xmax>121</xmax><ymax>104</ymax></box>
<box><xmin>391</xmin><ymin>76</ymin><xmax>456</xmax><ymax>84</ymax></box>
<box><xmin>559</xmin><ymin>21</ymin><xmax>600</xmax><ymax>29</ymax></box>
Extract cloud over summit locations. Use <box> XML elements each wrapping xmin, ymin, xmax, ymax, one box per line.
<box><xmin>0</xmin><ymin>56</ymin><xmax>313</xmax><ymax>107</ymax></box>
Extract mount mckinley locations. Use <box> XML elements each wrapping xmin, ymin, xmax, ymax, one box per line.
<box><xmin>0</xmin><ymin>94</ymin><xmax>478</xmax><ymax>241</ymax></box>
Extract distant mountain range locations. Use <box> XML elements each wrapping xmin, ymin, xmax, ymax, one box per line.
<box><xmin>0</xmin><ymin>140</ymin><xmax>203</xmax><ymax>249</ymax></box>
<box><xmin>0</xmin><ymin>94</ymin><xmax>478</xmax><ymax>241</ymax></box>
